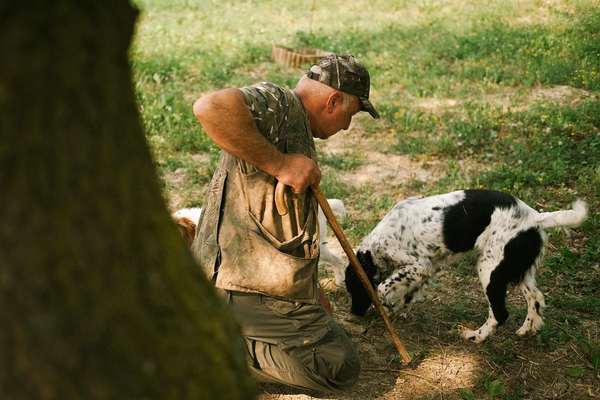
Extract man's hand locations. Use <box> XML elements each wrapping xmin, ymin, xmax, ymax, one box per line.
<box><xmin>273</xmin><ymin>153</ymin><xmax>321</xmax><ymax>194</ymax></box>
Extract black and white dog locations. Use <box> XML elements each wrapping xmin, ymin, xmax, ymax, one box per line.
<box><xmin>345</xmin><ymin>190</ymin><xmax>587</xmax><ymax>343</ymax></box>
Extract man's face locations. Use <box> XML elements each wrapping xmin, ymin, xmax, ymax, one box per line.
<box><xmin>317</xmin><ymin>95</ymin><xmax>361</xmax><ymax>140</ymax></box>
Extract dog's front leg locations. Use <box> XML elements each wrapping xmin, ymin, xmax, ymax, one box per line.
<box><xmin>319</xmin><ymin>244</ymin><xmax>345</xmax><ymax>286</ymax></box>
<box><xmin>377</xmin><ymin>264</ymin><xmax>427</xmax><ymax>317</ymax></box>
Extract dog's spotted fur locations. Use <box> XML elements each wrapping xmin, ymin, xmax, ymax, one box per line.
<box><xmin>345</xmin><ymin>190</ymin><xmax>587</xmax><ymax>343</ymax></box>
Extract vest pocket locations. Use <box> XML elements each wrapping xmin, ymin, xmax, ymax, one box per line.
<box><xmin>219</xmin><ymin>226</ymin><xmax>318</xmax><ymax>301</ymax></box>
<box><xmin>212</xmin><ymin>156</ymin><xmax>320</xmax><ymax>302</ymax></box>
<box><xmin>237</xmin><ymin>166</ymin><xmax>318</xmax><ymax>259</ymax></box>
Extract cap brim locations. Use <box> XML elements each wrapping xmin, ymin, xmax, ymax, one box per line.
<box><xmin>360</xmin><ymin>98</ymin><xmax>380</xmax><ymax>119</ymax></box>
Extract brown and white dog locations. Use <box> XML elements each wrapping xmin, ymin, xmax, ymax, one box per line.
<box><xmin>345</xmin><ymin>190</ymin><xmax>587</xmax><ymax>343</ymax></box>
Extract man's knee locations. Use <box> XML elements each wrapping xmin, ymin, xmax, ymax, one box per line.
<box><xmin>320</xmin><ymin>337</ymin><xmax>360</xmax><ymax>391</ymax></box>
<box><xmin>324</xmin><ymin>348</ymin><xmax>360</xmax><ymax>391</ymax></box>
<box><xmin>281</xmin><ymin>323</ymin><xmax>360</xmax><ymax>391</ymax></box>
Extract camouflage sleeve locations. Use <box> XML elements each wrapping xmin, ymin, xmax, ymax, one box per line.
<box><xmin>239</xmin><ymin>83</ymin><xmax>287</xmax><ymax>144</ymax></box>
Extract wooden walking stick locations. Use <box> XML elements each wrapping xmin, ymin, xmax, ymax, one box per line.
<box><xmin>311</xmin><ymin>185</ymin><xmax>412</xmax><ymax>364</ymax></box>
<box><xmin>275</xmin><ymin>181</ymin><xmax>412</xmax><ymax>364</ymax></box>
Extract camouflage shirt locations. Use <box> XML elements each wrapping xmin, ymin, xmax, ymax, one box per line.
<box><xmin>192</xmin><ymin>83</ymin><xmax>321</xmax><ymax>303</ymax></box>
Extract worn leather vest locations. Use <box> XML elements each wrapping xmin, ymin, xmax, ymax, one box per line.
<box><xmin>193</xmin><ymin>84</ymin><xmax>320</xmax><ymax>304</ymax></box>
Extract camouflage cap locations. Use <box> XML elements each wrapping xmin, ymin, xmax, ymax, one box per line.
<box><xmin>307</xmin><ymin>54</ymin><xmax>380</xmax><ymax>119</ymax></box>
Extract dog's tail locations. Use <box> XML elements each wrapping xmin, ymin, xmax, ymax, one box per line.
<box><xmin>535</xmin><ymin>200</ymin><xmax>588</xmax><ymax>229</ymax></box>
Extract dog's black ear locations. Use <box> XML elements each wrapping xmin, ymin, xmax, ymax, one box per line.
<box><xmin>346</xmin><ymin>250</ymin><xmax>377</xmax><ymax>315</ymax></box>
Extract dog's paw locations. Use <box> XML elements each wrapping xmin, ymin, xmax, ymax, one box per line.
<box><xmin>516</xmin><ymin>327</ymin><xmax>533</xmax><ymax>337</ymax></box>
<box><xmin>333</xmin><ymin>269</ymin><xmax>345</xmax><ymax>286</ymax></box>
<box><xmin>461</xmin><ymin>330</ymin><xmax>486</xmax><ymax>344</ymax></box>
<box><xmin>516</xmin><ymin>316</ymin><xmax>543</xmax><ymax>337</ymax></box>
<box><xmin>381</xmin><ymin>302</ymin><xmax>395</xmax><ymax>317</ymax></box>
<box><xmin>516</xmin><ymin>324</ymin><xmax>541</xmax><ymax>337</ymax></box>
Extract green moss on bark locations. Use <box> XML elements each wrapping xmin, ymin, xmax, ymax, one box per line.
<box><xmin>0</xmin><ymin>1</ymin><xmax>255</xmax><ymax>399</ymax></box>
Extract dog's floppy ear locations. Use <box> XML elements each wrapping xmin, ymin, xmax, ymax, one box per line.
<box><xmin>345</xmin><ymin>250</ymin><xmax>377</xmax><ymax>315</ymax></box>
<box><xmin>175</xmin><ymin>217</ymin><xmax>197</xmax><ymax>246</ymax></box>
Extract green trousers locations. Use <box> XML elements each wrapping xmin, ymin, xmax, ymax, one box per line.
<box><xmin>227</xmin><ymin>291</ymin><xmax>361</xmax><ymax>393</ymax></box>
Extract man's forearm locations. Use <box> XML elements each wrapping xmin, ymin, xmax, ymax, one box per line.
<box><xmin>193</xmin><ymin>88</ymin><xmax>321</xmax><ymax>193</ymax></box>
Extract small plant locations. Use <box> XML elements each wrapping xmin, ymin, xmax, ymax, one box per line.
<box><xmin>457</xmin><ymin>379</ymin><xmax>505</xmax><ymax>400</ymax></box>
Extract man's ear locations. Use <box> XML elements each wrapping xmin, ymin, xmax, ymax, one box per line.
<box><xmin>326</xmin><ymin>91</ymin><xmax>344</xmax><ymax>113</ymax></box>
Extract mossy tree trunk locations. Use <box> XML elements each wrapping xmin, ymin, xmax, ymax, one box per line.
<box><xmin>0</xmin><ymin>1</ymin><xmax>254</xmax><ymax>399</ymax></box>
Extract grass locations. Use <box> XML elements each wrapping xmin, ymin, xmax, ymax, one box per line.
<box><xmin>131</xmin><ymin>0</ymin><xmax>599</xmax><ymax>397</ymax></box>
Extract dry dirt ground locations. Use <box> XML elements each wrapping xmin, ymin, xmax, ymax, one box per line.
<box><xmin>165</xmin><ymin>86</ymin><xmax>598</xmax><ymax>399</ymax></box>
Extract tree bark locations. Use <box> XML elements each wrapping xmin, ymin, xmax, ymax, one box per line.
<box><xmin>0</xmin><ymin>1</ymin><xmax>255</xmax><ymax>399</ymax></box>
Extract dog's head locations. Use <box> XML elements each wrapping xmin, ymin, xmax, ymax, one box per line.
<box><xmin>345</xmin><ymin>250</ymin><xmax>378</xmax><ymax>316</ymax></box>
